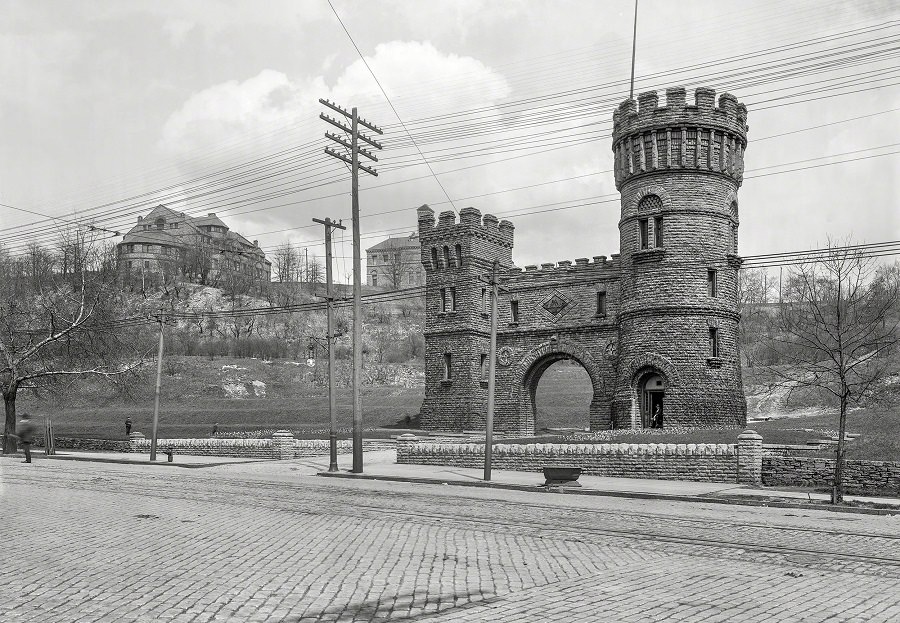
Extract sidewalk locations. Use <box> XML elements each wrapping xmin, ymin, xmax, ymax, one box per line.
<box><xmin>315</xmin><ymin>451</ymin><xmax>900</xmax><ymax>514</ymax></box>
<box><xmin>8</xmin><ymin>448</ymin><xmax>899</xmax><ymax>514</ymax></box>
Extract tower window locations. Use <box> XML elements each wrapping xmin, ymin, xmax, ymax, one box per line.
<box><xmin>596</xmin><ymin>291</ymin><xmax>607</xmax><ymax>317</ymax></box>
<box><xmin>481</xmin><ymin>288</ymin><xmax>487</xmax><ymax>313</ymax></box>
<box><xmin>440</xmin><ymin>287</ymin><xmax>448</xmax><ymax>312</ymax></box>
<box><xmin>455</xmin><ymin>243</ymin><xmax>463</xmax><ymax>267</ymax></box>
<box><xmin>709</xmin><ymin>327</ymin><xmax>719</xmax><ymax>358</ymax></box>
<box><xmin>654</xmin><ymin>216</ymin><xmax>663</xmax><ymax>248</ymax></box>
<box><xmin>643</xmin><ymin>134</ymin><xmax>654</xmax><ymax>169</ymax></box>
<box><xmin>671</xmin><ymin>129</ymin><xmax>683</xmax><ymax>167</ymax></box>
<box><xmin>639</xmin><ymin>219</ymin><xmax>649</xmax><ymax>250</ymax></box>
<box><xmin>657</xmin><ymin>132</ymin><xmax>668</xmax><ymax>168</ymax></box>
<box><xmin>480</xmin><ymin>354</ymin><xmax>488</xmax><ymax>380</ymax></box>
<box><xmin>510</xmin><ymin>300</ymin><xmax>520</xmax><ymax>323</ymax></box>
<box><xmin>431</xmin><ymin>247</ymin><xmax>439</xmax><ymax>269</ymax></box>
<box><xmin>449</xmin><ymin>287</ymin><xmax>457</xmax><ymax>311</ymax></box>
<box><xmin>443</xmin><ymin>246</ymin><xmax>451</xmax><ymax>267</ymax></box>
<box><xmin>443</xmin><ymin>354</ymin><xmax>452</xmax><ymax>380</ymax></box>
<box><xmin>707</xmin><ymin>269</ymin><xmax>717</xmax><ymax>297</ymax></box>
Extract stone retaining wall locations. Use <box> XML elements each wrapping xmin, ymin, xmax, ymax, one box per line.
<box><xmin>127</xmin><ymin>435</ymin><xmax>394</xmax><ymax>459</ymax></box>
<box><xmin>33</xmin><ymin>437</ymin><xmax>131</xmax><ymax>452</ymax></box>
<box><xmin>763</xmin><ymin>456</ymin><xmax>900</xmax><ymax>494</ymax></box>
<box><xmin>398</xmin><ymin>430</ymin><xmax>764</xmax><ymax>484</ymax></box>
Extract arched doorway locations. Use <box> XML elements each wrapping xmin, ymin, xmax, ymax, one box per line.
<box><xmin>516</xmin><ymin>340</ymin><xmax>608</xmax><ymax>434</ymax></box>
<box><xmin>532</xmin><ymin>359</ymin><xmax>593</xmax><ymax>432</ymax></box>
<box><xmin>639</xmin><ymin>372</ymin><xmax>665</xmax><ymax>428</ymax></box>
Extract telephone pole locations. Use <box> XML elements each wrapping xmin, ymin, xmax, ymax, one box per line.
<box><xmin>320</xmin><ymin>98</ymin><xmax>383</xmax><ymax>473</ymax></box>
<box><xmin>484</xmin><ymin>261</ymin><xmax>500</xmax><ymax>481</ymax></box>
<box><xmin>150</xmin><ymin>309</ymin><xmax>165</xmax><ymax>462</ymax></box>
<box><xmin>313</xmin><ymin>216</ymin><xmax>346</xmax><ymax>472</ymax></box>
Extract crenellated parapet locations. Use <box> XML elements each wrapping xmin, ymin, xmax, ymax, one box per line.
<box><xmin>507</xmin><ymin>254</ymin><xmax>620</xmax><ymax>282</ymax></box>
<box><xmin>612</xmin><ymin>87</ymin><xmax>749</xmax><ymax>189</ymax></box>
<box><xmin>417</xmin><ymin>204</ymin><xmax>514</xmax><ymax>271</ymax></box>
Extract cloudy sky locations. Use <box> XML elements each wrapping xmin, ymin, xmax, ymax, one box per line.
<box><xmin>1</xmin><ymin>0</ymin><xmax>898</xmax><ymax>280</ymax></box>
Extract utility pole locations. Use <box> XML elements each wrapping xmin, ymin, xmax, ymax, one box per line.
<box><xmin>313</xmin><ymin>217</ymin><xmax>347</xmax><ymax>472</ymax></box>
<box><xmin>484</xmin><ymin>260</ymin><xmax>500</xmax><ymax>481</ymax></box>
<box><xmin>150</xmin><ymin>309</ymin><xmax>165</xmax><ymax>462</ymax></box>
<box><xmin>320</xmin><ymin>98</ymin><xmax>383</xmax><ymax>473</ymax></box>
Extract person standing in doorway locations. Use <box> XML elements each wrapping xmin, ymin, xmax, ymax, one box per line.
<box><xmin>17</xmin><ymin>414</ymin><xmax>36</xmax><ymax>463</ymax></box>
<box><xmin>125</xmin><ymin>416</ymin><xmax>133</xmax><ymax>436</ymax></box>
<box><xmin>651</xmin><ymin>404</ymin><xmax>662</xmax><ymax>429</ymax></box>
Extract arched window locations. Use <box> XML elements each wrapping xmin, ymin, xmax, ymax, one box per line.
<box><xmin>637</xmin><ymin>195</ymin><xmax>664</xmax><ymax>249</ymax></box>
<box><xmin>431</xmin><ymin>247</ymin><xmax>439</xmax><ymax>269</ymax></box>
<box><xmin>443</xmin><ymin>246</ymin><xmax>451</xmax><ymax>267</ymax></box>
<box><xmin>455</xmin><ymin>243</ymin><xmax>463</xmax><ymax>267</ymax></box>
<box><xmin>155</xmin><ymin>217</ymin><xmax>165</xmax><ymax>230</ymax></box>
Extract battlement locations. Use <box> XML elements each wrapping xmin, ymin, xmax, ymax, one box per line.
<box><xmin>509</xmin><ymin>254</ymin><xmax>620</xmax><ymax>280</ymax></box>
<box><xmin>611</xmin><ymin>87</ymin><xmax>749</xmax><ymax>189</ymax></box>
<box><xmin>613</xmin><ymin>87</ymin><xmax>748</xmax><ymax>143</ymax></box>
<box><xmin>417</xmin><ymin>204</ymin><xmax>514</xmax><ymax>248</ymax></box>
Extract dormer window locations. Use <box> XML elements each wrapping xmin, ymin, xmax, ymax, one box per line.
<box><xmin>155</xmin><ymin>217</ymin><xmax>165</xmax><ymax>230</ymax></box>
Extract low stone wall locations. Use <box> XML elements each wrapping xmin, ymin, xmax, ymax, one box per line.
<box><xmin>763</xmin><ymin>456</ymin><xmax>900</xmax><ymax>494</ymax></box>
<box><xmin>128</xmin><ymin>434</ymin><xmax>395</xmax><ymax>459</ymax></box>
<box><xmin>398</xmin><ymin>431</ymin><xmax>764</xmax><ymax>484</ymax></box>
<box><xmin>33</xmin><ymin>437</ymin><xmax>131</xmax><ymax>452</ymax></box>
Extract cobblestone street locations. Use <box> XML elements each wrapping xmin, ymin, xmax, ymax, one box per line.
<box><xmin>2</xmin><ymin>457</ymin><xmax>899</xmax><ymax>622</ymax></box>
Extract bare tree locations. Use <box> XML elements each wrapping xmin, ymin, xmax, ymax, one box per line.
<box><xmin>737</xmin><ymin>268</ymin><xmax>775</xmax><ymax>368</ymax></box>
<box><xmin>770</xmin><ymin>242</ymin><xmax>899</xmax><ymax>503</ymax></box>
<box><xmin>272</xmin><ymin>244</ymin><xmax>300</xmax><ymax>283</ymax></box>
<box><xmin>385</xmin><ymin>249</ymin><xmax>407</xmax><ymax>290</ymax></box>
<box><xmin>0</xmin><ymin>237</ymin><xmax>149</xmax><ymax>454</ymax></box>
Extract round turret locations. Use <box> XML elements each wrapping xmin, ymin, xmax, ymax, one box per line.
<box><xmin>611</xmin><ymin>86</ymin><xmax>749</xmax><ymax>430</ymax></box>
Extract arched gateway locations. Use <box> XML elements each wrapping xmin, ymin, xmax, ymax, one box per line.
<box><xmin>417</xmin><ymin>86</ymin><xmax>749</xmax><ymax>434</ymax></box>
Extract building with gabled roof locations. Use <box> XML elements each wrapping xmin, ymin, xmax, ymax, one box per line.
<box><xmin>366</xmin><ymin>232</ymin><xmax>424</xmax><ymax>289</ymax></box>
<box><xmin>116</xmin><ymin>205</ymin><xmax>271</xmax><ymax>285</ymax></box>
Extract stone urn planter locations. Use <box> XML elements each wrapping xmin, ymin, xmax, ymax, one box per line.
<box><xmin>542</xmin><ymin>466</ymin><xmax>582</xmax><ymax>487</ymax></box>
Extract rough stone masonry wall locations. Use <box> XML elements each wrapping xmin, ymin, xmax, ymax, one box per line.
<box><xmin>763</xmin><ymin>456</ymin><xmax>900</xmax><ymax>494</ymax></box>
<box><xmin>399</xmin><ymin>442</ymin><xmax>738</xmax><ymax>482</ymax></box>
<box><xmin>33</xmin><ymin>437</ymin><xmax>131</xmax><ymax>452</ymax></box>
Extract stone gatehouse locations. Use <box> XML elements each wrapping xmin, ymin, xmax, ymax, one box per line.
<box><xmin>418</xmin><ymin>86</ymin><xmax>749</xmax><ymax>435</ymax></box>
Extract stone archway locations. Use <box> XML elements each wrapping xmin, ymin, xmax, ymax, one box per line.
<box><xmin>616</xmin><ymin>353</ymin><xmax>680</xmax><ymax>429</ymax></box>
<box><xmin>515</xmin><ymin>339</ymin><xmax>609</xmax><ymax>433</ymax></box>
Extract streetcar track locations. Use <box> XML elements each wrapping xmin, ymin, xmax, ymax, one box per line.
<box><xmin>5</xmin><ymin>466</ymin><xmax>899</xmax><ymax>569</ymax></box>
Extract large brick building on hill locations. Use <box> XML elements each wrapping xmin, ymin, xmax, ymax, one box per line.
<box><xmin>366</xmin><ymin>233</ymin><xmax>425</xmax><ymax>288</ymax></box>
<box><xmin>117</xmin><ymin>206</ymin><xmax>271</xmax><ymax>286</ymax></box>
<box><xmin>418</xmin><ymin>86</ymin><xmax>748</xmax><ymax>434</ymax></box>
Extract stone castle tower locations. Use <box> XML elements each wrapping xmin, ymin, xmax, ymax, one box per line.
<box><xmin>610</xmin><ymin>86</ymin><xmax>748</xmax><ymax>428</ymax></box>
<box><xmin>417</xmin><ymin>86</ymin><xmax>749</xmax><ymax>433</ymax></box>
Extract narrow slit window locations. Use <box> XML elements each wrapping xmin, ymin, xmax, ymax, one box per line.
<box><xmin>480</xmin><ymin>354</ymin><xmax>488</xmax><ymax>381</ymax></box>
<box><xmin>481</xmin><ymin>288</ymin><xmax>487</xmax><ymax>313</ymax></box>
<box><xmin>639</xmin><ymin>218</ymin><xmax>649</xmax><ymax>250</ymax></box>
<box><xmin>654</xmin><ymin>216</ymin><xmax>663</xmax><ymax>248</ymax></box>
<box><xmin>440</xmin><ymin>287</ymin><xmax>447</xmax><ymax>312</ymax></box>
<box><xmin>709</xmin><ymin>327</ymin><xmax>719</xmax><ymax>358</ymax></box>
<box><xmin>431</xmin><ymin>247</ymin><xmax>439</xmax><ymax>269</ymax></box>
<box><xmin>449</xmin><ymin>287</ymin><xmax>457</xmax><ymax>311</ymax></box>
<box><xmin>596</xmin><ymin>291</ymin><xmax>607</xmax><ymax>317</ymax></box>
<box><xmin>510</xmin><ymin>300</ymin><xmax>520</xmax><ymax>323</ymax></box>
<box><xmin>707</xmin><ymin>269</ymin><xmax>717</xmax><ymax>297</ymax></box>
<box><xmin>443</xmin><ymin>246</ymin><xmax>451</xmax><ymax>267</ymax></box>
<box><xmin>443</xmin><ymin>353</ymin><xmax>452</xmax><ymax>380</ymax></box>
<box><xmin>455</xmin><ymin>243</ymin><xmax>463</xmax><ymax>267</ymax></box>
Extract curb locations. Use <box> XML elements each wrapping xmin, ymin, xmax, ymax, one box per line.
<box><xmin>36</xmin><ymin>454</ymin><xmax>269</xmax><ymax>469</ymax></box>
<box><xmin>316</xmin><ymin>471</ymin><xmax>900</xmax><ymax>516</ymax></box>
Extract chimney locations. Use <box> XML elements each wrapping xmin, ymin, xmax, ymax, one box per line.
<box><xmin>208</xmin><ymin>212</ymin><xmax>216</xmax><ymax>218</ymax></box>
<box><xmin>253</xmin><ymin>240</ymin><xmax>258</xmax><ymax>247</ymax></box>
<box><xmin>137</xmin><ymin>216</ymin><xmax>143</xmax><ymax>222</ymax></box>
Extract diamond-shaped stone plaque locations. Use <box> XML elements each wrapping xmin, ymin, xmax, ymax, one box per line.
<box><xmin>543</xmin><ymin>294</ymin><xmax>567</xmax><ymax>316</ymax></box>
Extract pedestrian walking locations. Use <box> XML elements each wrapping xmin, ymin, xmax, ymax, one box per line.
<box><xmin>17</xmin><ymin>413</ymin><xmax>36</xmax><ymax>463</ymax></box>
<box><xmin>211</xmin><ymin>423</ymin><xmax>219</xmax><ymax>437</ymax></box>
<box><xmin>125</xmin><ymin>416</ymin><xmax>132</xmax><ymax>436</ymax></box>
